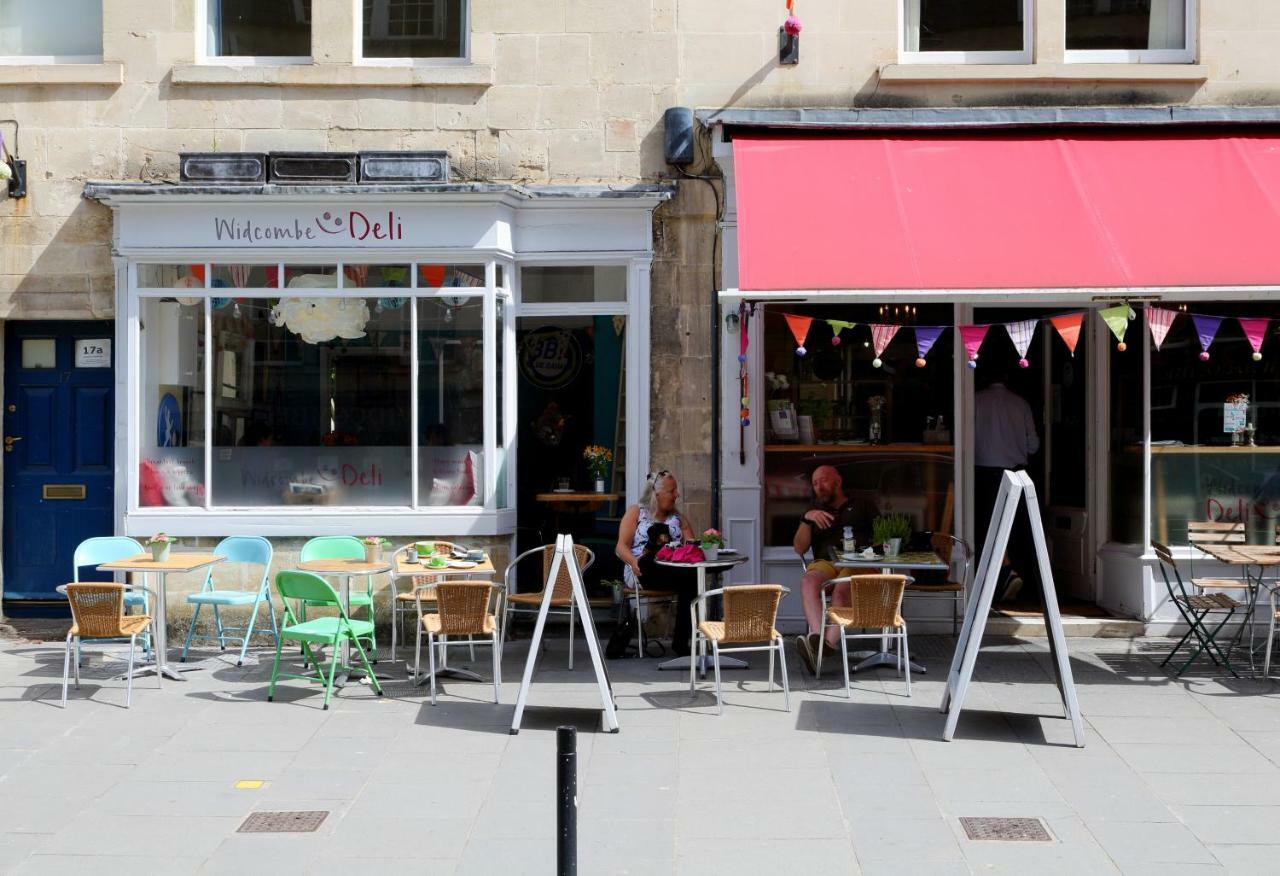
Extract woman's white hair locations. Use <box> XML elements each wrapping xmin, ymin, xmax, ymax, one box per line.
<box><xmin>640</xmin><ymin>469</ymin><xmax>677</xmax><ymax>517</ymax></box>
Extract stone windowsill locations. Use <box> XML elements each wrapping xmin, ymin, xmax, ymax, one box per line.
<box><xmin>172</xmin><ymin>63</ymin><xmax>493</xmax><ymax>87</ymax></box>
<box><xmin>0</xmin><ymin>63</ymin><xmax>123</xmax><ymax>85</ymax></box>
<box><xmin>879</xmin><ymin>63</ymin><xmax>1209</xmax><ymax>83</ymax></box>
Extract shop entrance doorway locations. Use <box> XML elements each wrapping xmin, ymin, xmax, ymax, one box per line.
<box><xmin>970</xmin><ymin>308</ymin><xmax>1097</xmax><ymax>613</ymax></box>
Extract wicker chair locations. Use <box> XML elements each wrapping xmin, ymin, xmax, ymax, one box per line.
<box><xmin>416</xmin><ymin>580</ymin><xmax>503</xmax><ymax>706</ymax></box>
<box><xmin>58</xmin><ymin>583</ymin><xmax>155</xmax><ymax>709</ymax></box>
<box><xmin>389</xmin><ymin>541</ymin><xmax>466</xmax><ymax>663</ymax></box>
<box><xmin>501</xmin><ymin>544</ymin><xmax>594</xmax><ymax>669</ymax></box>
<box><xmin>826</xmin><ymin>575</ymin><xmax>913</xmax><ymax>697</ymax></box>
<box><xmin>689</xmin><ymin>585</ymin><xmax>790</xmax><ymax>715</ymax></box>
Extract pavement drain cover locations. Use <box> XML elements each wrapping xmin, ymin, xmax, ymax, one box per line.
<box><xmin>960</xmin><ymin>817</ymin><xmax>1052</xmax><ymax>842</ymax></box>
<box><xmin>238</xmin><ymin>811</ymin><xmax>328</xmax><ymax>833</ymax></box>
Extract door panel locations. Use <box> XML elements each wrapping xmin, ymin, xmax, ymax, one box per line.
<box><xmin>22</xmin><ymin>386</ymin><xmax>57</xmax><ymax>469</ymax></box>
<box><xmin>73</xmin><ymin>386</ymin><xmax>112</xmax><ymax>469</ymax></box>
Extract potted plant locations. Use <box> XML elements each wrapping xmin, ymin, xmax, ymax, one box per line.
<box><xmin>145</xmin><ymin>533</ymin><xmax>175</xmax><ymax>562</ymax></box>
<box><xmin>872</xmin><ymin>513</ymin><xmax>911</xmax><ymax>558</ymax></box>
<box><xmin>583</xmin><ymin>445</ymin><xmax>613</xmax><ymax>493</ymax></box>
<box><xmin>362</xmin><ymin>536</ymin><xmax>390</xmax><ymax>564</ymax></box>
<box><xmin>699</xmin><ymin>528</ymin><xmax>725</xmax><ymax>562</ymax></box>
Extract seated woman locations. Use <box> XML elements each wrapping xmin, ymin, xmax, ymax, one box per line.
<box><xmin>616</xmin><ymin>470</ymin><xmax>698</xmax><ymax>656</ymax></box>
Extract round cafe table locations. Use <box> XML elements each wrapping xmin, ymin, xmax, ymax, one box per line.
<box><xmin>655</xmin><ymin>553</ymin><xmax>749</xmax><ymax>676</ymax></box>
<box><xmin>297</xmin><ymin>558</ymin><xmax>393</xmax><ymax>686</ymax></box>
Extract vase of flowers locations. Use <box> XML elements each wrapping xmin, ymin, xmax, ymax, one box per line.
<box><xmin>867</xmin><ymin>395</ymin><xmax>887</xmax><ymax>444</ymax></box>
<box><xmin>699</xmin><ymin>528</ymin><xmax>725</xmax><ymax>562</ymax></box>
<box><xmin>583</xmin><ymin>445</ymin><xmax>613</xmax><ymax>492</ymax></box>
<box><xmin>145</xmin><ymin>533</ymin><xmax>174</xmax><ymax>562</ymax></box>
<box><xmin>872</xmin><ymin>513</ymin><xmax>911</xmax><ymax>557</ymax></box>
<box><xmin>362</xmin><ymin>536</ymin><xmax>390</xmax><ymax>564</ymax></box>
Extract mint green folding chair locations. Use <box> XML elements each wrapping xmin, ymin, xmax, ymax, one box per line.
<box><xmin>268</xmin><ymin>570</ymin><xmax>383</xmax><ymax>710</ymax></box>
<box><xmin>298</xmin><ymin>536</ymin><xmax>377</xmax><ymax>661</ymax></box>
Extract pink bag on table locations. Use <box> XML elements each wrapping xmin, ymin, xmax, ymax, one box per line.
<box><xmin>657</xmin><ymin>543</ymin><xmax>704</xmax><ymax>564</ymax></box>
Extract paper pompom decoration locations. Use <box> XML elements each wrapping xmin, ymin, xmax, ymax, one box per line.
<box><xmin>737</xmin><ymin>353</ymin><xmax>747</xmax><ymax>364</ymax></box>
<box><xmin>1117</xmin><ymin>342</ymin><xmax>1126</xmax><ymax>352</ymax></box>
<box><xmin>1199</xmin><ymin>351</ymin><xmax>1210</xmax><ymax>361</ymax></box>
<box><xmin>783</xmin><ymin>14</ymin><xmax>802</xmax><ymax>35</ymax></box>
<box><xmin>1254</xmin><ymin>351</ymin><xmax>1264</xmax><ymax>362</ymax></box>
<box><xmin>1018</xmin><ymin>358</ymin><xmax>1029</xmax><ymax>369</ymax></box>
<box><xmin>966</xmin><ymin>358</ymin><xmax>977</xmax><ymax>370</ymax></box>
<box><xmin>0</xmin><ymin>162</ymin><xmax>11</xmax><ymax>182</ymax></box>
<box><xmin>872</xmin><ymin>358</ymin><xmax>883</xmax><ymax>368</ymax></box>
<box><xmin>796</xmin><ymin>345</ymin><xmax>807</xmax><ymax>357</ymax></box>
<box><xmin>831</xmin><ymin>335</ymin><xmax>841</xmax><ymax>346</ymax></box>
<box><xmin>915</xmin><ymin>358</ymin><xmax>926</xmax><ymax>368</ymax></box>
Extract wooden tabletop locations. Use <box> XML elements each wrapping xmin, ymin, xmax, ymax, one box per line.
<box><xmin>98</xmin><ymin>553</ymin><xmax>225</xmax><ymax>573</ymax></box>
<box><xmin>393</xmin><ymin>553</ymin><xmax>496</xmax><ymax>576</ymax></box>
<box><xmin>535</xmin><ymin>492</ymin><xmax>620</xmax><ymax>503</ymax></box>
<box><xmin>298</xmin><ymin>558</ymin><xmax>392</xmax><ymax>576</ymax></box>
<box><xmin>1200</xmin><ymin>544</ymin><xmax>1280</xmax><ymax>566</ymax></box>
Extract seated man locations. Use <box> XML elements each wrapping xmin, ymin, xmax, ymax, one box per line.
<box><xmin>792</xmin><ymin>465</ymin><xmax>873</xmax><ymax>673</ymax></box>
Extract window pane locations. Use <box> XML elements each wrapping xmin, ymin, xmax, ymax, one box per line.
<box><xmin>419</xmin><ymin>296</ymin><xmax>485</xmax><ymax>506</ymax></box>
<box><xmin>418</xmin><ymin>263</ymin><xmax>484</xmax><ymax>290</ymax></box>
<box><xmin>1067</xmin><ymin>0</ymin><xmax>1186</xmax><ymax>51</ymax></box>
<box><xmin>21</xmin><ymin>339</ymin><xmax>56</xmax><ymax>369</ymax></box>
<box><xmin>496</xmin><ymin>297</ymin><xmax>508</xmax><ymax>508</ymax></box>
<box><xmin>210</xmin><ymin>297</ymin><xmax>411</xmax><ymax>507</ymax></box>
<box><xmin>1110</xmin><ymin>313</ymin><xmax>1144</xmax><ymax>543</ymax></box>
<box><xmin>140</xmin><ymin>299</ymin><xmax>207</xmax><ymax>507</ymax></box>
<box><xmin>362</xmin><ymin>0</ymin><xmax>465</xmax><ymax>59</ymax></box>
<box><xmin>211</xmin><ymin>264</ymin><xmax>275</xmax><ymax>289</ymax></box>
<box><xmin>905</xmin><ymin>0</ymin><xmax>1024</xmax><ymax>53</ymax></box>
<box><xmin>520</xmin><ymin>266</ymin><xmax>627</xmax><ymax>305</ymax></box>
<box><xmin>209</xmin><ymin>0</ymin><xmax>311</xmax><ymax>57</ymax></box>
<box><xmin>138</xmin><ymin>264</ymin><xmax>204</xmax><ymax>289</ymax></box>
<box><xmin>0</xmin><ymin>0</ymin><xmax>102</xmax><ymax>56</ymax></box>
<box><xmin>342</xmin><ymin>264</ymin><xmax>412</xmax><ymax>289</ymax></box>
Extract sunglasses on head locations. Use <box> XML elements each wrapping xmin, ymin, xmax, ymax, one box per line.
<box><xmin>648</xmin><ymin>469</ymin><xmax>670</xmax><ymax>486</ymax></box>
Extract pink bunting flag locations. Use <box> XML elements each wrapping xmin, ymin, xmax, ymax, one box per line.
<box><xmin>1005</xmin><ymin>319</ymin><xmax>1037</xmax><ymax>369</ymax></box>
<box><xmin>1192</xmin><ymin>314</ymin><xmax>1223</xmax><ymax>362</ymax></box>
<box><xmin>1050</xmin><ymin>313</ymin><xmax>1084</xmax><ymax>357</ymax></box>
<box><xmin>958</xmin><ymin>325</ymin><xmax>990</xmax><ymax>370</ymax></box>
<box><xmin>870</xmin><ymin>324</ymin><xmax>900</xmax><ymax>368</ymax></box>
<box><xmin>1239</xmin><ymin>317</ymin><xmax>1270</xmax><ymax>362</ymax></box>
<box><xmin>913</xmin><ymin>326</ymin><xmax>945</xmax><ymax>368</ymax></box>
<box><xmin>1146</xmin><ymin>307</ymin><xmax>1178</xmax><ymax>352</ymax></box>
<box><xmin>784</xmin><ymin>314</ymin><xmax>813</xmax><ymax>356</ymax></box>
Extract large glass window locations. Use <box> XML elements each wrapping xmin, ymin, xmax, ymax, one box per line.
<box><xmin>521</xmin><ymin>266</ymin><xmax>627</xmax><ymax>305</ymax></box>
<box><xmin>418</xmin><ymin>293</ymin><xmax>483</xmax><ymax>506</ymax></box>
<box><xmin>362</xmin><ymin>0</ymin><xmax>465</xmax><ymax>59</ymax></box>
<box><xmin>206</xmin><ymin>0</ymin><xmax>312</xmax><ymax>59</ymax></box>
<box><xmin>1110</xmin><ymin>312</ymin><xmax>1145</xmax><ymax>544</ymax></box>
<box><xmin>140</xmin><ymin>299</ymin><xmax>207</xmax><ymax>507</ymax></box>
<box><xmin>0</xmin><ymin>0</ymin><xmax>102</xmax><ymax>60</ymax></box>
<box><xmin>902</xmin><ymin>0</ymin><xmax>1030</xmax><ymax>63</ymax></box>
<box><xmin>1066</xmin><ymin>0</ymin><xmax>1193</xmax><ymax>62</ymax></box>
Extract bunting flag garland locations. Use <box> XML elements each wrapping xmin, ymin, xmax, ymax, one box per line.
<box><xmin>1100</xmin><ymin>304</ymin><xmax>1133</xmax><ymax>351</ymax></box>
<box><xmin>1239</xmin><ymin>317</ymin><xmax>1269</xmax><ymax>362</ymax></box>
<box><xmin>826</xmin><ymin>319</ymin><xmax>857</xmax><ymax>346</ymax></box>
<box><xmin>1005</xmin><ymin>319</ymin><xmax>1037</xmax><ymax>369</ymax></box>
<box><xmin>739</xmin><ymin>304</ymin><xmax>751</xmax><ymax>427</ymax></box>
<box><xmin>785</xmin><ymin>314</ymin><xmax>814</xmax><ymax>356</ymax></box>
<box><xmin>1146</xmin><ymin>306</ymin><xmax>1178</xmax><ymax>352</ymax></box>
<box><xmin>958</xmin><ymin>324</ymin><xmax>990</xmax><ymax>369</ymax></box>
<box><xmin>870</xmin><ymin>323</ymin><xmax>900</xmax><ymax>368</ymax></box>
<box><xmin>914</xmin><ymin>326</ymin><xmax>945</xmax><ymax>368</ymax></box>
<box><xmin>1192</xmin><ymin>314</ymin><xmax>1224</xmax><ymax>361</ymax></box>
<box><xmin>1050</xmin><ymin>313</ymin><xmax>1084</xmax><ymax>357</ymax></box>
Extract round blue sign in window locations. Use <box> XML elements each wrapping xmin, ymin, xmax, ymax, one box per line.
<box><xmin>157</xmin><ymin>392</ymin><xmax>183</xmax><ymax>448</ymax></box>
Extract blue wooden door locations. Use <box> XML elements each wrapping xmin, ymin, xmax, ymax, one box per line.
<box><xmin>3</xmin><ymin>321</ymin><xmax>115</xmax><ymax>608</ymax></box>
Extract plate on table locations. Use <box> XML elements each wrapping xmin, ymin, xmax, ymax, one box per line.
<box><xmin>552</xmin><ymin>488</ymin><xmax>574</xmax><ymax>493</ymax></box>
<box><xmin>718</xmin><ymin>548</ymin><xmax>739</xmax><ymax>556</ymax></box>
<box><xmin>842</xmin><ymin>552</ymin><xmax>882</xmax><ymax>562</ymax></box>
<box><xmin>447</xmin><ymin>560</ymin><xmax>478</xmax><ymax>569</ymax></box>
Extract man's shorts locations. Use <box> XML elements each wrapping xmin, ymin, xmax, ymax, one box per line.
<box><xmin>805</xmin><ymin>560</ymin><xmax>856</xmax><ymax>581</ymax></box>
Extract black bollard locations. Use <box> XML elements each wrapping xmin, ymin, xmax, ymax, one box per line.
<box><xmin>557</xmin><ymin>725</ymin><xmax>577</xmax><ymax>876</ymax></box>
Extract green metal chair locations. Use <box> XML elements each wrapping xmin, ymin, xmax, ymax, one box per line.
<box><xmin>268</xmin><ymin>570</ymin><xmax>383</xmax><ymax>710</ymax></box>
<box><xmin>298</xmin><ymin>536</ymin><xmax>377</xmax><ymax>660</ymax></box>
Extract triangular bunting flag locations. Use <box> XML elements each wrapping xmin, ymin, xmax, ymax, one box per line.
<box><xmin>870</xmin><ymin>324</ymin><xmax>900</xmax><ymax>368</ymax></box>
<box><xmin>1050</xmin><ymin>313</ymin><xmax>1084</xmax><ymax>357</ymax></box>
<box><xmin>785</xmin><ymin>314</ymin><xmax>813</xmax><ymax>356</ymax></box>
<box><xmin>1005</xmin><ymin>319</ymin><xmax>1037</xmax><ymax>369</ymax></box>
<box><xmin>1146</xmin><ymin>307</ymin><xmax>1178</xmax><ymax>352</ymax></box>
<box><xmin>958</xmin><ymin>325</ymin><xmax>989</xmax><ymax>370</ymax></box>
<box><xmin>1100</xmin><ymin>304</ymin><xmax>1133</xmax><ymax>351</ymax></box>
<box><xmin>826</xmin><ymin>319</ymin><xmax>857</xmax><ymax>346</ymax></box>
<box><xmin>1239</xmin><ymin>317</ymin><xmax>1269</xmax><ymax>362</ymax></box>
<box><xmin>914</xmin><ymin>326</ymin><xmax>945</xmax><ymax>368</ymax></box>
<box><xmin>1192</xmin><ymin>314</ymin><xmax>1224</xmax><ymax>361</ymax></box>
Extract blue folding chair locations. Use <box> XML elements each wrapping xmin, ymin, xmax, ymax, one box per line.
<box><xmin>180</xmin><ymin>536</ymin><xmax>278</xmax><ymax>666</ymax></box>
<box><xmin>72</xmin><ymin>537</ymin><xmax>151</xmax><ymax>663</ymax></box>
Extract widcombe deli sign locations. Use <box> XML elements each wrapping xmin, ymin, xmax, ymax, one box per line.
<box><xmin>213</xmin><ymin>210</ymin><xmax>405</xmax><ymax>243</ymax></box>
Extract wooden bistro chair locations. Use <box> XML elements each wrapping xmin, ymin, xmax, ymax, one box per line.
<box><xmin>689</xmin><ymin>585</ymin><xmax>790</xmax><ymax>715</ymax></box>
<box><xmin>827</xmin><ymin>574</ymin><xmax>913</xmax><ymax>697</ymax></box>
<box><xmin>1152</xmin><ymin>542</ymin><xmax>1240</xmax><ymax>678</ymax></box>
<box><xmin>389</xmin><ymin>541</ymin><xmax>466</xmax><ymax>663</ymax></box>
<box><xmin>903</xmin><ymin>534</ymin><xmax>972</xmax><ymax>637</ymax></box>
<box><xmin>59</xmin><ymin>583</ymin><xmax>155</xmax><ymax>709</ymax></box>
<box><xmin>416</xmin><ymin>581</ymin><xmax>503</xmax><ymax>706</ymax></box>
<box><xmin>501</xmin><ymin>544</ymin><xmax>594</xmax><ymax>669</ymax></box>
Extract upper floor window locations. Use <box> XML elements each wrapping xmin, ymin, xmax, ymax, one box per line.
<box><xmin>901</xmin><ymin>0</ymin><xmax>1032</xmax><ymax>64</ymax></box>
<box><xmin>0</xmin><ymin>0</ymin><xmax>102</xmax><ymax>62</ymax></box>
<box><xmin>1066</xmin><ymin>0</ymin><xmax>1195</xmax><ymax>63</ymax></box>
<box><xmin>205</xmin><ymin>0</ymin><xmax>311</xmax><ymax>61</ymax></box>
<box><xmin>360</xmin><ymin>0</ymin><xmax>466</xmax><ymax>61</ymax></box>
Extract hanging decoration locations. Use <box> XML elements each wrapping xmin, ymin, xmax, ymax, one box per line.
<box><xmin>1146</xmin><ymin>306</ymin><xmax>1178</xmax><ymax>352</ymax></box>
<box><xmin>870</xmin><ymin>323</ymin><xmax>899</xmax><ymax>368</ymax></box>
<box><xmin>1192</xmin><ymin>314</ymin><xmax>1224</xmax><ymax>361</ymax></box>
<box><xmin>826</xmin><ymin>319</ymin><xmax>856</xmax><ymax>346</ymax></box>
<box><xmin>739</xmin><ymin>303</ymin><xmax>751</xmax><ymax>428</ymax></box>
<box><xmin>1049</xmin><ymin>313</ymin><xmax>1084</xmax><ymax>357</ymax></box>
<box><xmin>419</xmin><ymin>264</ymin><xmax>447</xmax><ymax>287</ymax></box>
<box><xmin>1239</xmin><ymin>317</ymin><xmax>1269</xmax><ymax>362</ymax></box>
<box><xmin>783</xmin><ymin>0</ymin><xmax>803</xmax><ymax>35</ymax></box>
<box><xmin>913</xmin><ymin>326</ymin><xmax>944</xmax><ymax>368</ymax></box>
<box><xmin>958</xmin><ymin>325</ymin><xmax>990</xmax><ymax>369</ymax></box>
<box><xmin>785</xmin><ymin>313</ymin><xmax>813</xmax><ymax>356</ymax></box>
<box><xmin>1100</xmin><ymin>304</ymin><xmax>1133</xmax><ymax>351</ymax></box>
<box><xmin>1004</xmin><ymin>319</ymin><xmax>1037</xmax><ymax>369</ymax></box>
<box><xmin>272</xmin><ymin>298</ymin><xmax>371</xmax><ymax>344</ymax></box>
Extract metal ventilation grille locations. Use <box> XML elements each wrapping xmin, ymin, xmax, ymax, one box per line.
<box><xmin>959</xmin><ymin>817</ymin><xmax>1053</xmax><ymax>842</ymax></box>
<box><xmin>238</xmin><ymin>811</ymin><xmax>329</xmax><ymax>833</ymax></box>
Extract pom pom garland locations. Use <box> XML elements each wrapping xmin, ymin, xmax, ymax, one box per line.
<box><xmin>1117</xmin><ymin>342</ymin><xmax>1126</xmax><ymax>352</ymax></box>
<box><xmin>783</xmin><ymin>14</ymin><xmax>803</xmax><ymax>35</ymax></box>
<box><xmin>915</xmin><ymin>358</ymin><xmax>926</xmax><ymax>368</ymax></box>
<box><xmin>737</xmin><ymin>352</ymin><xmax>747</xmax><ymax>364</ymax></box>
<box><xmin>796</xmin><ymin>345</ymin><xmax>807</xmax><ymax>357</ymax></box>
<box><xmin>872</xmin><ymin>358</ymin><xmax>883</xmax><ymax>368</ymax></box>
<box><xmin>1199</xmin><ymin>351</ymin><xmax>1210</xmax><ymax>361</ymax></box>
<box><xmin>831</xmin><ymin>335</ymin><xmax>841</xmax><ymax>346</ymax></box>
<box><xmin>966</xmin><ymin>359</ymin><xmax>977</xmax><ymax>370</ymax></box>
<box><xmin>1018</xmin><ymin>358</ymin><xmax>1029</xmax><ymax>369</ymax></box>
<box><xmin>1254</xmin><ymin>351</ymin><xmax>1264</xmax><ymax>362</ymax></box>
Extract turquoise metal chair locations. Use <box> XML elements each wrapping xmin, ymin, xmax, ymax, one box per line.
<box><xmin>180</xmin><ymin>536</ymin><xmax>278</xmax><ymax>666</ymax></box>
<box><xmin>298</xmin><ymin>536</ymin><xmax>377</xmax><ymax>660</ymax></box>
<box><xmin>269</xmin><ymin>570</ymin><xmax>382</xmax><ymax>710</ymax></box>
<box><xmin>72</xmin><ymin>537</ymin><xmax>151</xmax><ymax>662</ymax></box>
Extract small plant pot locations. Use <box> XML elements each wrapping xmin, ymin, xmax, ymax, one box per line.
<box><xmin>594</xmin><ymin>478</ymin><xmax>607</xmax><ymax>493</ymax></box>
<box><xmin>701</xmin><ymin>546</ymin><xmax>719</xmax><ymax>563</ymax></box>
<box><xmin>150</xmin><ymin>542</ymin><xmax>171</xmax><ymax>562</ymax></box>
<box><xmin>364</xmin><ymin>544</ymin><xmax>382</xmax><ymax>564</ymax></box>
<box><xmin>885</xmin><ymin>538</ymin><xmax>902</xmax><ymax>558</ymax></box>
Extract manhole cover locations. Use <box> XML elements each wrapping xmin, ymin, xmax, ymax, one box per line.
<box><xmin>960</xmin><ymin>817</ymin><xmax>1052</xmax><ymax>842</ymax></box>
<box><xmin>238</xmin><ymin>811</ymin><xmax>328</xmax><ymax>833</ymax></box>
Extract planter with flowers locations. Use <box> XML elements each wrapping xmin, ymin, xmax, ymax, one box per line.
<box><xmin>699</xmin><ymin>528</ymin><xmax>725</xmax><ymax>562</ymax></box>
<box><xmin>146</xmin><ymin>533</ymin><xmax>175</xmax><ymax>562</ymax></box>
<box><xmin>583</xmin><ymin>445</ymin><xmax>613</xmax><ymax>493</ymax></box>
<box><xmin>362</xmin><ymin>536</ymin><xmax>390</xmax><ymax>564</ymax></box>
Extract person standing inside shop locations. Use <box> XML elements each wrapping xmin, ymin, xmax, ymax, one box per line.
<box><xmin>974</xmin><ymin>364</ymin><xmax>1042</xmax><ymax>603</ymax></box>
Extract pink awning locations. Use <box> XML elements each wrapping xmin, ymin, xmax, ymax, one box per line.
<box><xmin>732</xmin><ymin>130</ymin><xmax>1280</xmax><ymax>291</ymax></box>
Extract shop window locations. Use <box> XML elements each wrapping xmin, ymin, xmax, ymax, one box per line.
<box><xmin>901</xmin><ymin>0</ymin><xmax>1032</xmax><ymax>64</ymax></box>
<box><xmin>418</xmin><ymin>295</ymin><xmax>484</xmax><ymax>506</ymax></box>
<box><xmin>1066</xmin><ymin>0</ymin><xmax>1195</xmax><ymax>63</ymax></box>
<box><xmin>1109</xmin><ymin>312</ymin><xmax>1144</xmax><ymax>544</ymax></box>
<box><xmin>361</xmin><ymin>0</ymin><xmax>466</xmax><ymax>60</ymax></box>
<box><xmin>0</xmin><ymin>0</ymin><xmax>102</xmax><ymax>61</ymax></box>
<box><xmin>761</xmin><ymin>304</ymin><xmax>955</xmax><ymax>548</ymax></box>
<box><xmin>521</xmin><ymin>266</ymin><xmax>627</xmax><ymax>305</ymax></box>
<box><xmin>140</xmin><ymin>299</ymin><xmax>207</xmax><ymax>508</ymax></box>
<box><xmin>205</xmin><ymin>0</ymin><xmax>312</xmax><ymax>60</ymax></box>
<box><xmin>1149</xmin><ymin>304</ymin><xmax>1280</xmax><ymax>546</ymax></box>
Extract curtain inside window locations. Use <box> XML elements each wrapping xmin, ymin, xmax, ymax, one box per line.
<box><xmin>1148</xmin><ymin>0</ymin><xmax>1185</xmax><ymax>51</ymax></box>
<box><xmin>904</xmin><ymin>0</ymin><xmax>921</xmax><ymax>52</ymax></box>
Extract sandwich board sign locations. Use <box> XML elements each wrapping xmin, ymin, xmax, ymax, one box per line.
<box><xmin>941</xmin><ymin>470</ymin><xmax>1085</xmax><ymax>747</ymax></box>
<box><xmin>511</xmin><ymin>534</ymin><xmax>620</xmax><ymax>734</ymax></box>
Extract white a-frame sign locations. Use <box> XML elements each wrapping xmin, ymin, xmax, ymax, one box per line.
<box><xmin>511</xmin><ymin>534</ymin><xmax>620</xmax><ymax>734</ymax></box>
<box><xmin>941</xmin><ymin>470</ymin><xmax>1085</xmax><ymax>747</ymax></box>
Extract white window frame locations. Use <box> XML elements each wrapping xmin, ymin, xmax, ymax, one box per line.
<box><xmin>0</xmin><ymin>0</ymin><xmax>103</xmax><ymax>64</ymax></box>
<box><xmin>354</xmin><ymin>0</ymin><xmax>471</xmax><ymax>66</ymax></box>
<box><xmin>898</xmin><ymin>0</ymin><xmax>1033</xmax><ymax>65</ymax></box>
<box><xmin>196</xmin><ymin>0</ymin><xmax>313</xmax><ymax>66</ymax></box>
<box><xmin>1064</xmin><ymin>0</ymin><xmax>1197</xmax><ymax>64</ymax></box>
